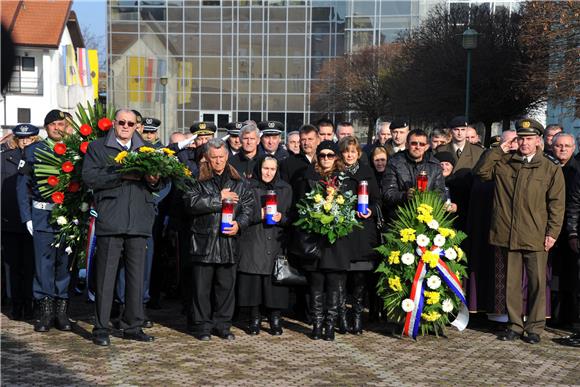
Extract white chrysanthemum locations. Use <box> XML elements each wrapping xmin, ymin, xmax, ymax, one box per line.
<box><xmin>80</xmin><ymin>202</ymin><xmax>89</xmax><ymax>212</ymax></box>
<box><xmin>416</xmin><ymin>234</ymin><xmax>430</xmax><ymax>247</ymax></box>
<box><xmin>433</xmin><ymin>234</ymin><xmax>446</xmax><ymax>247</ymax></box>
<box><xmin>65</xmin><ymin>246</ymin><xmax>73</xmax><ymax>255</ymax></box>
<box><xmin>72</xmin><ymin>218</ymin><xmax>79</xmax><ymax>225</ymax></box>
<box><xmin>401</xmin><ymin>298</ymin><xmax>415</xmax><ymax>313</ymax></box>
<box><xmin>427</xmin><ymin>219</ymin><xmax>439</xmax><ymax>230</ymax></box>
<box><xmin>442</xmin><ymin>298</ymin><xmax>454</xmax><ymax>313</ymax></box>
<box><xmin>401</xmin><ymin>253</ymin><xmax>415</xmax><ymax>266</ymax></box>
<box><xmin>427</xmin><ymin>275</ymin><xmax>442</xmax><ymax>290</ymax></box>
<box><xmin>445</xmin><ymin>247</ymin><xmax>457</xmax><ymax>260</ymax></box>
<box><xmin>56</xmin><ymin>216</ymin><xmax>68</xmax><ymax>225</ymax></box>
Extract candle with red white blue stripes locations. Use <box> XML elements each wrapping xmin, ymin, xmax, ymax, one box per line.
<box><xmin>221</xmin><ymin>199</ymin><xmax>235</xmax><ymax>233</ymax></box>
<box><xmin>357</xmin><ymin>180</ymin><xmax>369</xmax><ymax>215</ymax></box>
<box><xmin>264</xmin><ymin>190</ymin><xmax>277</xmax><ymax>225</ymax></box>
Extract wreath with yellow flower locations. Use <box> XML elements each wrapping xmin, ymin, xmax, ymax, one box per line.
<box><xmin>376</xmin><ymin>191</ymin><xmax>469</xmax><ymax>338</ymax></box>
<box><xmin>113</xmin><ymin>145</ymin><xmax>194</xmax><ymax>191</ymax></box>
<box><xmin>294</xmin><ymin>173</ymin><xmax>360</xmax><ymax>243</ymax></box>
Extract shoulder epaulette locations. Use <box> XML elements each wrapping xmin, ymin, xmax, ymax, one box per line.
<box><xmin>543</xmin><ymin>152</ymin><xmax>560</xmax><ymax>165</ymax></box>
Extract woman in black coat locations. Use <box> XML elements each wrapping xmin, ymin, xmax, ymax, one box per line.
<box><xmin>295</xmin><ymin>141</ymin><xmax>357</xmax><ymax>341</ymax></box>
<box><xmin>237</xmin><ymin>156</ymin><xmax>293</xmax><ymax>336</ymax></box>
<box><xmin>339</xmin><ymin>136</ymin><xmax>381</xmax><ymax>335</ymax></box>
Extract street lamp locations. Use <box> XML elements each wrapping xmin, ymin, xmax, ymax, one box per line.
<box><xmin>462</xmin><ymin>28</ymin><xmax>478</xmax><ymax>122</ymax></box>
<box><xmin>159</xmin><ymin>76</ymin><xmax>168</xmax><ymax>142</ymax></box>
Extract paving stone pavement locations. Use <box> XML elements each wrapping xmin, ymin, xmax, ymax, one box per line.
<box><xmin>1</xmin><ymin>296</ymin><xmax>579</xmax><ymax>386</ymax></box>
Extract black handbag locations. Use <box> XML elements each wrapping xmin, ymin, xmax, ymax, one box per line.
<box><xmin>289</xmin><ymin>229</ymin><xmax>322</xmax><ymax>260</ymax></box>
<box><xmin>273</xmin><ymin>254</ymin><xmax>308</xmax><ymax>286</ymax></box>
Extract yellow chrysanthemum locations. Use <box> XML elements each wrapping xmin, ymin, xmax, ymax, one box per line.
<box><xmin>417</xmin><ymin>213</ymin><xmax>434</xmax><ymax>224</ymax></box>
<box><xmin>421</xmin><ymin>250</ymin><xmax>439</xmax><ymax>269</ymax></box>
<box><xmin>418</xmin><ymin>204</ymin><xmax>433</xmax><ymax>214</ymax></box>
<box><xmin>162</xmin><ymin>147</ymin><xmax>176</xmax><ymax>156</ymax></box>
<box><xmin>424</xmin><ymin>291</ymin><xmax>440</xmax><ymax>305</ymax></box>
<box><xmin>139</xmin><ymin>146</ymin><xmax>155</xmax><ymax>153</ymax></box>
<box><xmin>453</xmin><ymin>246</ymin><xmax>464</xmax><ymax>260</ymax></box>
<box><xmin>336</xmin><ymin>195</ymin><xmax>345</xmax><ymax>205</ymax></box>
<box><xmin>326</xmin><ymin>187</ymin><xmax>335</xmax><ymax>196</ymax></box>
<box><xmin>313</xmin><ymin>194</ymin><xmax>323</xmax><ymax>203</ymax></box>
<box><xmin>388</xmin><ymin>250</ymin><xmax>401</xmax><ymax>265</ymax></box>
<box><xmin>438</xmin><ymin>227</ymin><xmax>456</xmax><ymax>239</ymax></box>
<box><xmin>400</xmin><ymin>228</ymin><xmax>416</xmax><ymax>242</ymax></box>
<box><xmin>421</xmin><ymin>311</ymin><xmax>441</xmax><ymax>322</ymax></box>
<box><xmin>323</xmin><ymin>202</ymin><xmax>332</xmax><ymax>212</ymax></box>
<box><xmin>183</xmin><ymin>167</ymin><xmax>192</xmax><ymax>177</ymax></box>
<box><xmin>114</xmin><ymin>150</ymin><xmax>128</xmax><ymax>163</ymax></box>
<box><xmin>388</xmin><ymin>276</ymin><xmax>403</xmax><ymax>292</ymax></box>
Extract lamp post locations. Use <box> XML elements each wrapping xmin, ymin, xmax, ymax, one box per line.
<box><xmin>159</xmin><ymin>76</ymin><xmax>168</xmax><ymax>142</ymax></box>
<box><xmin>462</xmin><ymin>28</ymin><xmax>478</xmax><ymax>122</ymax></box>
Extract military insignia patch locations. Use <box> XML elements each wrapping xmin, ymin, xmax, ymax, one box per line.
<box><xmin>199</xmin><ymin>123</ymin><xmax>206</xmax><ymax>129</ymax></box>
<box><xmin>522</xmin><ymin>121</ymin><xmax>530</xmax><ymax>129</ymax></box>
<box><xmin>268</xmin><ymin>122</ymin><xmax>275</xmax><ymax>128</ymax></box>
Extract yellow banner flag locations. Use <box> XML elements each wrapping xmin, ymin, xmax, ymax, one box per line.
<box><xmin>177</xmin><ymin>60</ymin><xmax>193</xmax><ymax>105</ymax></box>
<box><xmin>88</xmin><ymin>50</ymin><xmax>99</xmax><ymax>100</ymax></box>
<box><xmin>128</xmin><ymin>56</ymin><xmax>146</xmax><ymax>103</ymax></box>
<box><xmin>66</xmin><ymin>44</ymin><xmax>79</xmax><ymax>85</ymax></box>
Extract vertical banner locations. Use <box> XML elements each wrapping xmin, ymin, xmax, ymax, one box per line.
<box><xmin>145</xmin><ymin>58</ymin><xmax>155</xmax><ymax>103</ymax></box>
<box><xmin>88</xmin><ymin>50</ymin><xmax>100</xmax><ymax>100</ymax></box>
<box><xmin>76</xmin><ymin>48</ymin><xmax>91</xmax><ymax>87</ymax></box>
<box><xmin>155</xmin><ymin>58</ymin><xmax>167</xmax><ymax>103</ymax></box>
<box><xmin>66</xmin><ymin>44</ymin><xmax>80</xmax><ymax>85</ymax></box>
<box><xmin>177</xmin><ymin>60</ymin><xmax>192</xmax><ymax>105</ymax></box>
<box><xmin>127</xmin><ymin>56</ymin><xmax>146</xmax><ymax>103</ymax></box>
<box><xmin>60</xmin><ymin>46</ymin><xmax>67</xmax><ymax>85</ymax></box>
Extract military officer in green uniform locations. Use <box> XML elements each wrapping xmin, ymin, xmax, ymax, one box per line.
<box><xmin>475</xmin><ymin>118</ymin><xmax>565</xmax><ymax>344</ymax></box>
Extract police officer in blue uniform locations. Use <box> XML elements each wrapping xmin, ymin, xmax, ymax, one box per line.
<box><xmin>2</xmin><ymin>124</ymin><xmax>39</xmax><ymax>320</ymax></box>
<box><xmin>17</xmin><ymin>110</ymin><xmax>73</xmax><ymax>332</ymax></box>
<box><xmin>224</xmin><ymin>121</ymin><xmax>243</xmax><ymax>157</ymax></box>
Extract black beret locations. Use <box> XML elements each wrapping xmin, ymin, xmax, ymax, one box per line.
<box><xmin>44</xmin><ymin>109</ymin><xmax>66</xmax><ymax>126</ymax></box>
<box><xmin>515</xmin><ymin>118</ymin><xmax>544</xmax><ymax>137</ymax></box>
<box><xmin>12</xmin><ymin>123</ymin><xmax>39</xmax><ymax>137</ymax></box>
<box><xmin>132</xmin><ymin>110</ymin><xmax>143</xmax><ymax>123</ymax></box>
<box><xmin>434</xmin><ymin>151</ymin><xmax>456</xmax><ymax>166</ymax></box>
<box><xmin>389</xmin><ymin>119</ymin><xmax>408</xmax><ymax>130</ymax></box>
<box><xmin>448</xmin><ymin>116</ymin><xmax>469</xmax><ymax>129</ymax></box>
<box><xmin>190</xmin><ymin>121</ymin><xmax>217</xmax><ymax>136</ymax></box>
<box><xmin>225</xmin><ymin>122</ymin><xmax>243</xmax><ymax>136</ymax></box>
<box><xmin>258</xmin><ymin>121</ymin><xmax>284</xmax><ymax>135</ymax></box>
<box><xmin>142</xmin><ymin>117</ymin><xmax>161</xmax><ymax>132</ymax></box>
<box><xmin>316</xmin><ymin>140</ymin><xmax>339</xmax><ymax>155</ymax></box>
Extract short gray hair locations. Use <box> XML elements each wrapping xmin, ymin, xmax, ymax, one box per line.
<box><xmin>241</xmin><ymin>123</ymin><xmax>260</xmax><ymax>137</ymax></box>
<box><xmin>552</xmin><ymin>132</ymin><xmax>576</xmax><ymax>145</ymax></box>
<box><xmin>204</xmin><ymin>138</ymin><xmax>226</xmax><ymax>154</ymax></box>
<box><xmin>287</xmin><ymin>130</ymin><xmax>299</xmax><ymax>138</ymax></box>
<box><xmin>500</xmin><ymin>129</ymin><xmax>517</xmax><ymax>143</ymax></box>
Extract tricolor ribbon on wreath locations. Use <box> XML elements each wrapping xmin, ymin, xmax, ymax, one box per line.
<box><xmin>85</xmin><ymin>208</ymin><xmax>98</xmax><ymax>301</ymax></box>
<box><xmin>404</xmin><ymin>246</ymin><xmax>469</xmax><ymax>339</ymax></box>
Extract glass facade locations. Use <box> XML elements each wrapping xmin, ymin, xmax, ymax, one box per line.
<box><xmin>107</xmin><ymin>1</ymin><xmax>425</xmax><ymax>139</ymax></box>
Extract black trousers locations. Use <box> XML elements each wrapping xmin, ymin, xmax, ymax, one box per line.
<box><xmin>191</xmin><ymin>262</ymin><xmax>237</xmax><ymax>335</ymax></box>
<box><xmin>2</xmin><ymin>232</ymin><xmax>34</xmax><ymax>303</ymax></box>
<box><xmin>237</xmin><ymin>272</ymin><xmax>289</xmax><ymax>309</ymax></box>
<box><xmin>94</xmin><ymin>235</ymin><xmax>147</xmax><ymax>334</ymax></box>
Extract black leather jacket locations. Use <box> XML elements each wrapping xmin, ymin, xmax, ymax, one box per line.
<box><xmin>566</xmin><ymin>171</ymin><xmax>580</xmax><ymax>239</ymax></box>
<box><xmin>183</xmin><ymin>166</ymin><xmax>254</xmax><ymax>264</ymax></box>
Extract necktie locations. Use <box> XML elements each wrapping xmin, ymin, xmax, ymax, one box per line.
<box><xmin>122</xmin><ymin>145</ymin><xmax>129</xmax><ymax>151</ymax></box>
<box><xmin>456</xmin><ymin>148</ymin><xmax>462</xmax><ymax>158</ymax></box>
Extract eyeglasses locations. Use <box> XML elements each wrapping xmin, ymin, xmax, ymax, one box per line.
<box><xmin>318</xmin><ymin>153</ymin><xmax>336</xmax><ymax>159</ymax></box>
<box><xmin>409</xmin><ymin>141</ymin><xmax>427</xmax><ymax>147</ymax></box>
<box><xmin>117</xmin><ymin>120</ymin><xmax>136</xmax><ymax>127</ymax></box>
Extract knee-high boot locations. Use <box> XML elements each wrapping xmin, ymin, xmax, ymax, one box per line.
<box><xmin>323</xmin><ymin>290</ymin><xmax>338</xmax><ymax>341</ymax></box>
<box><xmin>351</xmin><ymin>281</ymin><xmax>366</xmax><ymax>335</ymax></box>
<box><xmin>337</xmin><ymin>276</ymin><xmax>350</xmax><ymax>334</ymax></box>
<box><xmin>310</xmin><ymin>291</ymin><xmax>324</xmax><ymax>340</ymax></box>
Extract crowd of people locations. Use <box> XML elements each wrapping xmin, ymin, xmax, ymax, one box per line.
<box><xmin>1</xmin><ymin>108</ymin><xmax>579</xmax><ymax>348</ymax></box>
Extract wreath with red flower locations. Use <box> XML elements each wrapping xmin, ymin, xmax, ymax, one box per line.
<box><xmin>33</xmin><ymin>100</ymin><xmax>115</xmax><ymax>267</ymax></box>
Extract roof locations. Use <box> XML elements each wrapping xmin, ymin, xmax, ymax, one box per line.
<box><xmin>1</xmin><ymin>0</ymin><xmax>73</xmax><ymax>48</ymax></box>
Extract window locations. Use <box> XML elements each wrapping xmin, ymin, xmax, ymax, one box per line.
<box><xmin>21</xmin><ymin>57</ymin><xmax>35</xmax><ymax>71</ymax></box>
<box><xmin>17</xmin><ymin>108</ymin><xmax>31</xmax><ymax>123</ymax></box>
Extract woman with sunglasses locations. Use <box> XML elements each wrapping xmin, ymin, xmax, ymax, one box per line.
<box><xmin>237</xmin><ymin>156</ymin><xmax>292</xmax><ymax>336</ymax></box>
<box><xmin>295</xmin><ymin>140</ymin><xmax>356</xmax><ymax>341</ymax></box>
<box><xmin>338</xmin><ymin>136</ymin><xmax>381</xmax><ymax>335</ymax></box>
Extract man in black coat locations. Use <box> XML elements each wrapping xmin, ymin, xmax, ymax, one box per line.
<box><xmin>230</xmin><ymin>122</ymin><xmax>263</xmax><ymax>178</ymax></box>
<box><xmin>258</xmin><ymin>120</ymin><xmax>289</xmax><ymax>162</ymax></box>
<box><xmin>279</xmin><ymin>124</ymin><xmax>319</xmax><ymax>191</ymax></box>
<box><xmin>82</xmin><ymin>109</ymin><xmax>165</xmax><ymax>346</ymax></box>
<box><xmin>383</xmin><ymin>129</ymin><xmax>445</xmax><ymax>216</ymax></box>
<box><xmin>183</xmin><ymin>138</ymin><xmax>254</xmax><ymax>341</ymax></box>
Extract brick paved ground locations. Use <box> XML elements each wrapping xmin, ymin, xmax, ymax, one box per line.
<box><xmin>1</xmin><ymin>296</ymin><xmax>579</xmax><ymax>386</ymax></box>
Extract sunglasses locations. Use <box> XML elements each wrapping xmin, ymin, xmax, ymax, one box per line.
<box><xmin>117</xmin><ymin>120</ymin><xmax>136</xmax><ymax>127</ymax></box>
<box><xmin>409</xmin><ymin>141</ymin><xmax>427</xmax><ymax>147</ymax></box>
<box><xmin>318</xmin><ymin>153</ymin><xmax>336</xmax><ymax>159</ymax></box>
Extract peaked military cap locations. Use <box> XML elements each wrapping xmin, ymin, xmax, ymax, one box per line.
<box><xmin>389</xmin><ymin>119</ymin><xmax>408</xmax><ymax>130</ymax></box>
<box><xmin>489</xmin><ymin>135</ymin><xmax>501</xmax><ymax>148</ymax></box>
<box><xmin>258</xmin><ymin>121</ymin><xmax>284</xmax><ymax>135</ymax></box>
<box><xmin>448</xmin><ymin>116</ymin><xmax>469</xmax><ymax>129</ymax></box>
<box><xmin>225</xmin><ymin>122</ymin><xmax>243</xmax><ymax>136</ymax></box>
<box><xmin>190</xmin><ymin>121</ymin><xmax>217</xmax><ymax>136</ymax></box>
<box><xmin>44</xmin><ymin>109</ymin><xmax>66</xmax><ymax>126</ymax></box>
<box><xmin>515</xmin><ymin>118</ymin><xmax>544</xmax><ymax>137</ymax></box>
<box><xmin>142</xmin><ymin>117</ymin><xmax>161</xmax><ymax>132</ymax></box>
<box><xmin>132</xmin><ymin>110</ymin><xmax>143</xmax><ymax>123</ymax></box>
<box><xmin>12</xmin><ymin>123</ymin><xmax>39</xmax><ymax>137</ymax></box>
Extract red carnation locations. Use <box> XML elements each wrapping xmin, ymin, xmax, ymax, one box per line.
<box><xmin>67</xmin><ymin>181</ymin><xmax>80</xmax><ymax>193</ymax></box>
<box><xmin>54</xmin><ymin>143</ymin><xmax>67</xmax><ymax>155</ymax></box>
<box><xmin>62</xmin><ymin>161</ymin><xmax>74</xmax><ymax>173</ymax></box>
<box><xmin>98</xmin><ymin>118</ymin><xmax>113</xmax><ymax>131</ymax></box>
<box><xmin>79</xmin><ymin>124</ymin><xmax>93</xmax><ymax>136</ymax></box>
<box><xmin>47</xmin><ymin>175</ymin><xmax>59</xmax><ymax>187</ymax></box>
<box><xmin>51</xmin><ymin>191</ymin><xmax>65</xmax><ymax>204</ymax></box>
<box><xmin>80</xmin><ymin>141</ymin><xmax>89</xmax><ymax>154</ymax></box>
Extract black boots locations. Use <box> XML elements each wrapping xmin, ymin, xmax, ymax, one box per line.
<box><xmin>323</xmin><ymin>291</ymin><xmax>339</xmax><ymax>341</ymax></box>
<box><xmin>54</xmin><ymin>298</ymin><xmax>72</xmax><ymax>331</ymax></box>
<box><xmin>310</xmin><ymin>291</ymin><xmax>324</xmax><ymax>340</ymax></box>
<box><xmin>248</xmin><ymin>306</ymin><xmax>261</xmax><ymax>335</ymax></box>
<box><xmin>337</xmin><ymin>278</ymin><xmax>350</xmax><ymax>335</ymax></box>
<box><xmin>351</xmin><ymin>284</ymin><xmax>365</xmax><ymax>335</ymax></box>
<box><xmin>34</xmin><ymin>297</ymin><xmax>54</xmax><ymax>332</ymax></box>
<box><xmin>269</xmin><ymin>311</ymin><xmax>283</xmax><ymax>336</ymax></box>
